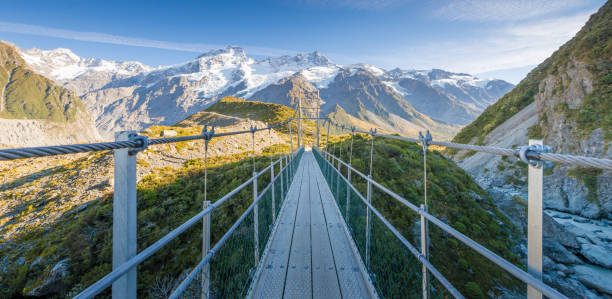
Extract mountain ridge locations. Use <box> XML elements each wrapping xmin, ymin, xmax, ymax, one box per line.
<box><xmin>17</xmin><ymin>44</ymin><xmax>513</xmax><ymax>140</ymax></box>
<box><xmin>0</xmin><ymin>41</ymin><xmax>100</xmax><ymax>147</ymax></box>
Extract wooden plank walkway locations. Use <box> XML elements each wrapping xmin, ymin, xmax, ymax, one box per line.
<box><xmin>250</xmin><ymin>149</ymin><xmax>374</xmax><ymax>299</ymax></box>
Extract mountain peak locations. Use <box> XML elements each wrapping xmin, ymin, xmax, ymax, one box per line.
<box><xmin>264</xmin><ymin>51</ymin><xmax>333</xmax><ymax>68</ymax></box>
<box><xmin>197</xmin><ymin>46</ymin><xmax>247</xmax><ymax>59</ymax></box>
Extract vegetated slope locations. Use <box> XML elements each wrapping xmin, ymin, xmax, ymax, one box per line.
<box><xmin>0</xmin><ymin>98</ymin><xmax>308</xmax><ymax>297</ymax></box>
<box><xmin>0</xmin><ymin>149</ymin><xmax>287</xmax><ymax>297</ymax></box>
<box><xmin>186</xmin><ymin>96</ymin><xmax>319</xmax><ymax>139</ymax></box>
<box><xmin>329</xmin><ymin>134</ymin><xmax>521</xmax><ymax>298</ymax></box>
<box><xmin>0</xmin><ymin>41</ymin><xmax>99</xmax><ymax>147</ymax></box>
<box><xmin>451</xmin><ymin>2</ymin><xmax>611</xmax><ymax>148</ymax></box>
<box><xmin>449</xmin><ymin>3</ymin><xmax>612</xmax><ymax>298</ymax></box>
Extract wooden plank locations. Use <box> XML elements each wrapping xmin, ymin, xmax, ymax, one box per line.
<box><xmin>283</xmin><ymin>154</ymin><xmax>313</xmax><ymax>298</ymax></box>
<box><xmin>309</xmin><ymin>154</ymin><xmax>342</xmax><ymax>299</ymax></box>
<box><xmin>313</xmin><ymin>156</ymin><xmax>373</xmax><ymax>299</ymax></box>
<box><xmin>251</xmin><ymin>159</ymin><xmax>306</xmax><ymax>299</ymax></box>
<box><xmin>250</xmin><ymin>150</ymin><xmax>374</xmax><ymax>299</ymax></box>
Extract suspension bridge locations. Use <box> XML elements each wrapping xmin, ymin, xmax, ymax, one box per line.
<box><xmin>1</xmin><ymin>115</ymin><xmax>611</xmax><ymax>299</ymax></box>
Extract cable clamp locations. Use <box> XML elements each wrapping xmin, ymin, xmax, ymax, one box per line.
<box><xmin>128</xmin><ymin>133</ymin><xmax>149</xmax><ymax>155</ymax></box>
<box><xmin>419</xmin><ymin>130</ymin><xmax>432</xmax><ymax>151</ymax></box>
<box><xmin>250</xmin><ymin>125</ymin><xmax>257</xmax><ymax>134</ymax></box>
<box><xmin>518</xmin><ymin>144</ymin><xmax>553</xmax><ymax>169</ymax></box>
<box><xmin>201</xmin><ymin>125</ymin><xmax>215</xmax><ymax>141</ymax></box>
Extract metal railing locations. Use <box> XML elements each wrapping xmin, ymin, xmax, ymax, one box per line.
<box><xmin>317</xmin><ymin>121</ymin><xmax>612</xmax><ymax>299</ymax></box>
<box><xmin>314</xmin><ymin>148</ymin><xmax>463</xmax><ymax>298</ymax></box>
<box><xmin>74</xmin><ymin>148</ymin><xmax>303</xmax><ymax>298</ymax></box>
<box><xmin>316</xmin><ymin>147</ymin><xmax>570</xmax><ymax>299</ymax></box>
<box><xmin>1</xmin><ymin>116</ymin><xmax>309</xmax><ymax>298</ymax></box>
<box><xmin>3</xmin><ymin>114</ymin><xmax>610</xmax><ymax>299</ymax></box>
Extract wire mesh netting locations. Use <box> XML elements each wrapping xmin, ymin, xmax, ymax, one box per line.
<box><xmin>313</xmin><ymin>148</ymin><xmax>455</xmax><ymax>299</ymax></box>
<box><xmin>172</xmin><ymin>150</ymin><xmax>304</xmax><ymax>299</ymax></box>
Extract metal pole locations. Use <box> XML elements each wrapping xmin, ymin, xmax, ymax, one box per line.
<box><xmin>316</xmin><ymin>93</ymin><xmax>320</xmax><ymax>148</ymax></box>
<box><xmin>419</xmin><ymin>130</ymin><xmax>431</xmax><ymax>299</ymax></box>
<box><xmin>298</xmin><ymin>98</ymin><xmax>302</xmax><ymax>148</ymax></box>
<box><xmin>271</xmin><ymin>158</ymin><xmax>276</xmax><ymax>221</ymax></box>
<box><xmin>284</xmin><ymin>155</ymin><xmax>289</xmax><ymax>189</ymax></box>
<box><xmin>112</xmin><ymin>131</ymin><xmax>137</xmax><ymax>299</ymax></box>
<box><xmin>201</xmin><ymin>200</ymin><xmax>211</xmax><ymax>299</ymax></box>
<box><xmin>280</xmin><ymin>156</ymin><xmax>284</xmax><ymax>202</ymax></box>
<box><xmin>326</xmin><ymin>120</ymin><xmax>330</xmax><ymax>153</ymax></box>
<box><xmin>365</xmin><ymin>130</ymin><xmax>374</xmax><ymax>269</ymax></box>
<box><xmin>346</xmin><ymin>129</ymin><xmax>354</xmax><ymax>221</ymax></box>
<box><xmin>527</xmin><ymin>139</ymin><xmax>543</xmax><ymax>299</ymax></box>
<box><xmin>289</xmin><ymin>121</ymin><xmax>294</xmax><ymax>157</ymax></box>
<box><xmin>336</xmin><ymin>138</ymin><xmax>342</xmax><ymax>199</ymax></box>
<box><xmin>201</xmin><ymin>138</ymin><xmax>210</xmax><ymax>299</ymax></box>
<box><xmin>421</xmin><ymin>204</ymin><xmax>430</xmax><ymax>299</ymax></box>
<box><xmin>253</xmin><ymin>171</ymin><xmax>259</xmax><ymax>266</ymax></box>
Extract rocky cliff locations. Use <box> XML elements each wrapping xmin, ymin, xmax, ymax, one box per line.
<box><xmin>450</xmin><ymin>3</ymin><xmax>612</xmax><ymax>297</ymax></box>
<box><xmin>0</xmin><ymin>41</ymin><xmax>100</xmax><ymax>147</ymax></box>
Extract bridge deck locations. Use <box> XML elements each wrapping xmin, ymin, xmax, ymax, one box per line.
<box><xmin>250</xmin><ymin>149</ymin><xmax>374</xmax><ymax>299</ymax></box>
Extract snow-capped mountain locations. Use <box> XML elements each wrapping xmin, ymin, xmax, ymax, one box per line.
<box><xmin>19</xmin><ymin>45</ymin><xmax>513</xmax><ymax>139</ymax></box>
<box><xmin>20</xmin><ymin>47</ymin><xmax>153</xmax><ymax>95</ymax></box>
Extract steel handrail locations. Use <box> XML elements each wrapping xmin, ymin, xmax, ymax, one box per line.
<box><xmin>313</xmin><ymin>148</ymin><xmax>463</xmax><ymax>298</ymax></box>
<box><xmin>329</xmin><ymin>123</ymin><xmax>612</xmax><ymax>170</ymax></box>
<box><xmin>168</xmin><ymin>150</ymin><xmax>300</xmax><ymax>298</ymax></box>
<box><xmin>74</xmin><ymin>152</ymin><xmax>294</xmax><ymax>298</ymax></box>
<box><xmin>317</xmin><ymin>148</ymin><xmax>568</xmax><ymax>299</ymax></box>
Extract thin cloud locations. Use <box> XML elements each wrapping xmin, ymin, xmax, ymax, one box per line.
<box><xmin>434</xmin><ymin>0</ymin><xmax>590</xmax><ymax>21</ymax></box>
<box><xmin>351</xmin><ymin>12</ymin><xmax>591</xmax><ymax>75</ymax></box>
<box><xmin>292</xmin><ymin>0</ymin><xmax>411</xmax><ymax>9</ymax></box>
<box><xmin>0</xmin><ymin>21</ymin><xmax>298</xmax><ymax>57</ymax></box>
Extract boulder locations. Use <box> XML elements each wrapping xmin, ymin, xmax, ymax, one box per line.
<box><xmin>573</xmin><ymin>264</ymin><xmax>612</xmax><ymax>295</ymax></box>
<box><xmin>580</xmin><ymin>243</ymin><xmax>612</xmax><ymax>269</ymax></box>
<box><xmin>161</xmin><ymin>130</ymin><xmax>178</xmax><ymax>137</ymax></box>
<box><xmin>544</xmin><ymin>273</ymin><xmax>599</xmax><ymax>299</ymax></box>
<box><xmin>544</xmin><ymin>238</ymin><xmax>582</xmax><ymax>264</ymax></box>
<box><xmin>543</xmin><ymin>213</ymin><xmax>579</xmax><ymax>248</ymax></box>
<box><xmin>27</xmin><ymin>258</ymin><xmax>70</xmax><ymax>297</ymax></box>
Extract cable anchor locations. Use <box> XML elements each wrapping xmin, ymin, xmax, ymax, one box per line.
<box><xmin>518</xmin><ymin>144</ymin><xmax>553</xmax><ymax>169</ymax></box>
<box><xmin>128</xmin><ymin>133</ymin><xmax>149</xmax><ymax>155</ymax></box>
<box><xmin>419</xmin><ymin>130</ymin><xmax>432</xmax><ymax>152</ymax></box>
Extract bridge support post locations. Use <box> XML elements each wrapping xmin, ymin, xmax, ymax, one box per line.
<box><xmin>253</xmin><ymin>171</ymin><xmax>260</xmax><ymax>267</ymax></box>
<box><xmin>271</xmin><ymin>159</ymin><xmax>276</xmax><ymax>221</ymax></box>
<box><xmin>420</xmin><ymin>204</ymin><xmax>430</xmax><ymax>299</ymax></box>
<box><xmin>365</xmin><ymin>129</ymin><xmax>375</xmax><ymax>269</ymax></box>
<box><xmin>201</xmin><ymin>200</ymin><xmax>211</xmax><ymax>299</ymax></box>
<box><xmin>112</xmin><ymin>131</ymin><xmax>138</xmax><ymax>299</ymax></box>
<box><xmin>326</xmin><ymin>120</ymin><xmax>330</xmax><ymax>155</ymax></box>
<box><xmin>336</xmin><ymin>154</ymin><xmax>341</xmax><ymax>199</ymax></box>
<box><xmin>346</xmin><ymin>129</ymin><xmax>354</xmax><ymax>221</ymax></box>
<box><xmin>419</xmin><ymin>131</ymin><xmax>431</xmax><ymax>299</ymax></box>
<box><xmin>298</xmin><ymin>98</ymin><xmax>302</xmax><ymax>148</ymax></box>
<box><xmin>280</xmin><ymin>157</ymin><xmax>284</xmax><ymax>202</ymax></box>
<box><xmin>527</xmin><ymin>139</ymin><xmax>544</xmax><ymax>299</ymax></box>
<box><xmin>365</xmin><ymin>174</ymin><xmax>372</xmax><ymax>270</ymax></box>
<box><xmin>289</xmin><ymin>121</ymin><xmax>294</xmax><ymax>158</ymax></box>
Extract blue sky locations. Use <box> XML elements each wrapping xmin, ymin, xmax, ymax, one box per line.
<box><xmin>0</xmin><ymin>0</ymin><xmax>606</xmax><ymax>83</ymax></box>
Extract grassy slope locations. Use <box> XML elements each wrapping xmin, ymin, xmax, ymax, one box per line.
<box><xmin>179</xmin><ymin>96</ymin><xmax>320</xmax><ymax>142</ymax></box>
<box><xmin>451</xmin><ymin>2</ymin><xmax>612</xmax><ymax>150</ymax></box>
<box><xmin>329</xmin><ymin>135</ymin><xmax>521</xmax><ymax>297</ymax></box>
<box><xmin>0</xmin><ymin>149</ymin><xmax>286</xmax><ymax>297</ymax></box>
<box><xmin>0</xmin><ymin>42</ymin><xmax>86</xmax><ymax>123</ymax></box>
<box><xmin>0</xmin><ymin>97</ymin><xmax>304</xmax><ymax>297</ymax></box>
